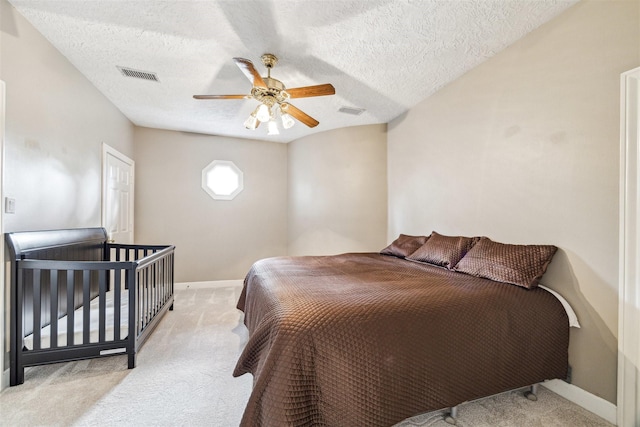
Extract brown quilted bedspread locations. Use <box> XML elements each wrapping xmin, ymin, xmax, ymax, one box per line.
<box><xmin>234</xmin><ymin>253</ymin><xmax>569</xmax><ymax>427</ymax></box>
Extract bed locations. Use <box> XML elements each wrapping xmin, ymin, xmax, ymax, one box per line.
<box><xmin>233</xmin><ymin>233</ymin><xmax>572</xmax><ymax>426</ymax></box>
<box><xmin>7</xmin><ymin>227</ymin><xmax>175</xmax><ymax>386</ymax></box>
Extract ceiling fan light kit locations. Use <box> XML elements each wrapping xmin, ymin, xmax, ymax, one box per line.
<box><xmin>243</xmin><ymin>113</ymin><xmax>259</xmax><ymax>130</ymax></box>
<box><xmin>267</xmin><ymin>119</ymin><xmax>280</xmax><ymax>136</ymax></box>
<box><xmin>194</xmin><ymin>53</ymin><xmax>336</xmax><ymax>135</ymax></box>
<box><xmin>259</xmin><ymin>104</ymin><xmax>273</xmax><ymax>122</ymax></box>
<box><xmin>281</xmin><ymin>113</ymin><xmax>295</xmax><ymax>130</ymax></box>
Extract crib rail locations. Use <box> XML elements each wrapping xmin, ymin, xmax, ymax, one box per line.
<box><xmin>9</xmin><ymin>239</ymin><xmax>175</xmax><ymax>386</ymax></box>
<box><xmin>108</xmin><ymin>243</ymin><xmax>175</xmax><ymax>354</ymax></box>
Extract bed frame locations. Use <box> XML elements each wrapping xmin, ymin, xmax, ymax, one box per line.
<box><xmin>7</xmin><ymin>227</ymin><xmax>175</xmax><ymax>386</ymax></box>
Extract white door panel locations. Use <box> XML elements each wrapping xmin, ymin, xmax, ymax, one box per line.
<box><xmin>102</xmin><ymin>144</ymin><xmax>134</xmax><ymax>244</ymax></box>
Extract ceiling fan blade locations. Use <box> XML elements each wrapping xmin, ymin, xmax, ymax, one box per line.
<box><xmin>281</xmin><ymin>103</ymin><xmax>319</xmax><ymax>128</ymax></box>
<box><xmin>286</xmin><ymin>84</ymin><xmax>335</xmax><ymax>99</ymax></box>
<box><xmin>233</xmin><ymin>57</ymin><xmax>267</xmax><ymax>89</ymax></box>
<box><xmin>193</xmin><ymin>94</ymin><xmax>248</xmax><ymax>100</ymax></box>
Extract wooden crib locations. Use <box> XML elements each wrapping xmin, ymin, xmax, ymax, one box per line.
<box><xmin>7</xmin><ymin>227</ymin><xmax>175</xmax><ymax>386</ymax></box>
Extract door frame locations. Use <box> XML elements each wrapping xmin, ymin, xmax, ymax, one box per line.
<box><xmin>618</xmin><ymin>67</ymin><xmax>640</xmax><ymax>427</ymax></box>
<box><xmin>101</xmin><ymin>143</ymin><xmax>135</xmax><ymax>242</ymax></box>
<box><xmin>0</xmin><ymin>81</ymin><xmax>6</xmax><ymax>390</ymax></box>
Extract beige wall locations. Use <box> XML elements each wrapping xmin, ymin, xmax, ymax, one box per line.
<box><xmin>388</xmin><ymin>0</ymin><xmax>640</xmax><ymax>403</ymax></box>
<box><xmin>0</xmin><ymin>0</ymin><xmax>134</xmax><ymax>233</ymax></box>
<box><xmin>288</xmin><ymin>124</ymin><xmax>388</xmax><ymax>256</ymax></box>
<box><xmin>133</xmin><ymin>127</ymin><xmax>288</xmax><ymax>282</ymax></box>
<box><xmin>0</xmin><ymin>0</ymin><xmax>135</xmax><ymax>385</ymax></box>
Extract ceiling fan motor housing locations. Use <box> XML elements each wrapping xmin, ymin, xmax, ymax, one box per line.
<box><xmin>261</xmin><ymin>53</ymin><xmax>278</xmax><ymax>69</ymax></box>
<box><xmin>251</xmin><ymin>77</ymin><xmax>289</xmax><ymax>106</ymax></box>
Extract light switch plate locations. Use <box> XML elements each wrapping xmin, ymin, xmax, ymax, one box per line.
<box><xmin>5</xmin><ymin>197</ymin><xmax>16</xmax><ymax>214</ymax></box>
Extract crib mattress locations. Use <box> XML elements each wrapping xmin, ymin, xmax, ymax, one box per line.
<box><xmin>24</xmin><ymin>290</ymin><xmax>129</xmax><ymax>350</ymax></box>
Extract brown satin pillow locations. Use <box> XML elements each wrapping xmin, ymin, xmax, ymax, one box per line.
<box><xmin>380</xmin><ymin>234</ymin><xmax>429</xmax><ymax>258</ymax></box>
<box><xmin>453</xmin><ymin>237</ymin><xmax>558</xmax><ymax>289</ymax></box>
<box><xmin>406</xmin><ymin>232</ymin><xmax>478</xmax><ymax>270</ymax></box>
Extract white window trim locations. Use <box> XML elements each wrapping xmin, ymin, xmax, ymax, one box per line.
<box><xmin>201</xmin><ymin>160</ymin><xmax>243</xmax><ymax>201</ymax></box>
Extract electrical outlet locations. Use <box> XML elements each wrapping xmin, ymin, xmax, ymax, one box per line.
<box><xmin>4</xmin><ymin>197</ymin><xmax>15</xmax><ymax>214</ymax></box>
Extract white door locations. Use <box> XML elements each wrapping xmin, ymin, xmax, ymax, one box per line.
<box><xmin>102</xmin><ymin>144</ymin><xmax>134</xmax><ymax>243</ymax></box>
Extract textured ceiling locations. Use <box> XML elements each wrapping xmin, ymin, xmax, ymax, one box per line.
<box><xmin>8</xmin><ymin>0</ymin><xmax>577</xmax><ymax>143</ymax></box>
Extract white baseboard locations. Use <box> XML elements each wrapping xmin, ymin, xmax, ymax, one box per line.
<box><xmin>542</xmin><ymin>379</ymin><xmax>616</xmax><ymax>424</ymax></box>
<box><xmin>1</xmin><ymin>367</ymin><xmax>8</xmax><ymax>391</ymax></box>
<box><xmin>175</xmin><ymin>280</ymin><xmax>243</xmax><ymax>290</ymax></box>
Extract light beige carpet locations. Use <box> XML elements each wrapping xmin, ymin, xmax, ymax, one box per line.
<box><xmin>0</xmin><ymin>284</ymin><xmax>613</xmax><ymax>427</ymax></box>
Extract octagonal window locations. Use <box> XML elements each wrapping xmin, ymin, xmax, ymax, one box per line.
<box><xmin>202</xmin><ymin>160</ymin><xmax>243</xmax><ymax>200</ymax></box>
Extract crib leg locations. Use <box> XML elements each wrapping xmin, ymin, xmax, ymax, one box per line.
<box><xmin>10</xmin><ymin>366</ymin><xmax>24</xmax><ymax>386</ymax></box>
<box><xmin>128</xmin><ymin>351</ymin><xmax>136</xmax><ymax>369</ymax></box>
<box><xmin>444</xmin><ymin>405</ymin><xmax>458</xmax><ymax>425</ymax></box>
<box><xmin>524</xmin><ymin>383</ymin><xmax>539</xmax><ymax>401</ymax></box>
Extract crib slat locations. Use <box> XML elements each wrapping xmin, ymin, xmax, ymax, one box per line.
<box><xmin>165</xmin><ymin>255</ymin><xmax>170</xmax><ymax>305</ymax></box>
<box><xmin>150</xmin><ymin>264</ymin><xmax>156</xmax><ymax>316</ymax></box>
<box><xmin>168</xmin><ymin>255</ymin><xmax>172</xmax><ymax>298</ymax></box>
<box><xmin>67</xmin><ymin>271</ymin><xmax>74</xmax><ymax>346</ymax></box>
<box><xmin>147</xmin><ymin>265</ymin><xmax>152</xmax><ymax>317</ymax></box>
<box><xmin>33</xmin><ymin>270</ymin><xmax>41</xmax><ymax>350</ymax></box>
<box><xmin>139</xmin><ymin>269</ymin><xmax>146</xmax><ymax>330</ymax></box>
<box><xmin>50</xmin><ymin>271</ymin><xmax>58</xmax><ymax>348</ymax></box>
<box><xmin>114</xmin><ymin>268</ymin><xmax>121</xmax><ymax>341</ymax></box>
<box><xmin>164</xmin><ymin>257</ymin><xmax>169</xmax><ymax>305</ymax></box>
<box><xmin>155</xmin><ymin>260</ymin><xmax>159</xmax><ymax>312</ymax></box>
<box><xmin>99</xmin><ymin>270</ymin><xmax>107</xmax><ymax>342</ymax></box>
<box><xmin>157</xmin><ymin>261</ymin><xmax>162</xmax><ymax>311</ymax></box>
<box><xmin>157</xmin><ymin>260</ymin><xmax>162</xmax><ymax>308</ymax></box>
<box><xmin>14</xmin><ymin>267</ymin><xmax>25</xmax><ymax>385</ymax></box>
<box><xmin>143</xmin><ymin>267</ymin><xmax>148</xmax><ymax>328</ymax></box>
<box><xmin>157</xmin><ymin>260</ymin><xmax>163</xmax><ymax>308</ymax></box>
<box><xmin>151</xmin><ymin>263</ymin><xmax>156</xmax><ymax>316</ymax></box>
<box><xmin>147</xmin><ymin>266</ymin><xmax>152</xmax><ymax>321</ymax></box>
<box><xmin>155</xmin><ymin>262</ymin><xmax>159</xmax><ymax>313</ymax></box>
<box><xmin>140</xmin><ymin>268</ymin><xmax>145</xmax><ymax>330</ymax></box>
<box><xmin>83</xmin><ymin>270</ymin><xmax>90</xmax><ymax>344</ymax></box>
<box><xmin>148</xmin><ymin>265</ymin><xmax>153</xmax><ymax>318</ymax></box>
<box><xmin>161</xmin><ymin>257</ymin><xmax>166</xmax><ymax>306</ymax></box>
<box><xmin>137</xmin><ymin>269</ymin><xmax>141</xmax><ymax>331</ymax></box>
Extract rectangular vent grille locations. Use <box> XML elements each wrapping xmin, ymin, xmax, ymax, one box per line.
<box><xmin>117</xmin><ymin>66</ymin><xmax>159</xmax><ymax>82</ymax></box>
<box><xmin>338</xmin><ymin>106</ymin><xmax>365</xmax><ymax>116</ymax></box>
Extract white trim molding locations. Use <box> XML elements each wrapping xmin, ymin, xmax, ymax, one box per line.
<box><xmin>618</xmin><ymin>67</ymin><xmax>640</xmax><ymax>427</ymax></box>
<box><xmin>0</xmin><ymin>81</ymin><xmax>6</xmax><ymax>391</ymax></box>
<box><xmin>201</xmin><ymin>160</ymin><xmax>244</xmax><ymax>201</ymax></box>
<box><xmin>175</xmin><ymin>280</ymin><xmax>243</xmax><ymax>290</ymax></box>
<box><xmin>542</xmin><ymin>380</ymin><xmax>617</xmax><ymax>424</ymax></box>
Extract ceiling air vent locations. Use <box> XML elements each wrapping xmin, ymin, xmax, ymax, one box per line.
<box><xmin>338</xmin><ymin>106</ymin><xmax>365</xmax><ymax>116</ymax></box>
<box><xmin>117</xmin><ymin>66</ymin><xmax>159</xmax><ymax>82</ymax></box>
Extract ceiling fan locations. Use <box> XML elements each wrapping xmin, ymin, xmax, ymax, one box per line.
<box><xmin>193</xmin><ymin>54</ymin><xmax>335</xmax><ymax>134</ymax></box>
